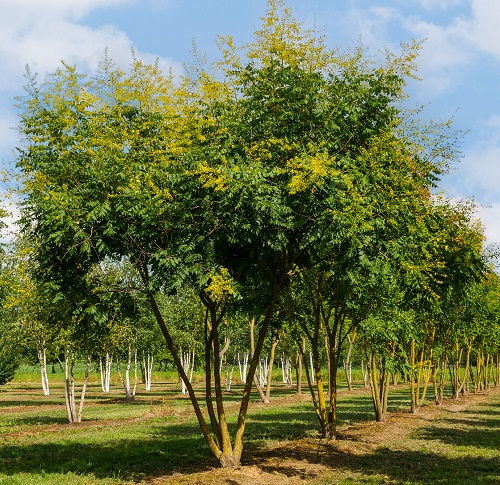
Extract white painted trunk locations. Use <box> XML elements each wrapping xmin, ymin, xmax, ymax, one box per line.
<box><xmin>258</xmin><ymin>357</ymin><xmax>268</xmax><ymax>388</ymax></box>
<box><xmin>180</xmin><ymin>350</ymin><xmax>195</xmax><ymax>395</ymax></box>
<box><xmin>238</xmin><ymin>352</ymin><xmax>248</xmax><ymax>384</ymax></box>
<box><xmin>143</xmin><ymin>352</ymin><xmax>153</xmax><ymax>391</ymax></box>
<box><xmin>63</xmin><ymin>351</ymin><xmax>92</xmax><ymax>423</ymax></box>
<box><xmin>77</xmin><ymin>356</ymin><xmax>92</xmax><ymax>423</ymax></box>
<box><xmin>99</xmin><ymin>353</ymin><xmax>112</xmax><ymax>392</ymax></box>
<box><xmin>38</xmin><ymin>345</ymin><xmax>50</xmax><ymax>396</ymax></box>
<box><xmin>117</xmin><ymin>346</ymin><xmax>135</xmax><ymax>400</ymax></box>
<box><xmin>281</xmin><ymin>355</ymin><xmax>293</xmax><ymax>385</ymax></box>
<box><xmin>225</xmin><ymin>359</ymin><xmax>234</xmax><ymax>391</ymax></box>
<box><xmin>132</xmin><ymin>349</ymin><xmax>138</xmax><ymax>397</ymax></box>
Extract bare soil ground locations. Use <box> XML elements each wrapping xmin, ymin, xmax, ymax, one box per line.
<box><xmin>149</xmin><ymin>387</ymin><xmax>500</xmax><ymax>485</ymax></box>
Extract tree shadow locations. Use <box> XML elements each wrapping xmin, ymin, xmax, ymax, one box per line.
<box><xmin>243</xmin><ymin>439</ymin><xmax>500</xmax><ymax>484</ymax></box>
<box><xmin>0</xmin><ymin>421</ymin><xmax>215</xmax><ymax>482</ymax></box>
<box><xmin>416</xmin><ymin>412</ymin><xmax>500</xmax><ymax>452</ymax></box>
<box><xmin>4</xmin><ymin>416</ymin><xmax>68</xmax><ymax>426</ymax></box>
<box><xmin>0</xmin><ymin>399</ymin><xmax>64</xmax><ymax>407</ymax></box>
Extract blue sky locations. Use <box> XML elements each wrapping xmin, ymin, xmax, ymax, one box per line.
<box><xmin>1</xmin><ymin>0</ymin><xmax>499</xmax><ymax>249</ymax></box>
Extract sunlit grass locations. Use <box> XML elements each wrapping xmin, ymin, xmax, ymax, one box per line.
<box><xmin>1</xmin><ymin>366</ymin><xmax>499</xmax><ymax>484</ymax></box>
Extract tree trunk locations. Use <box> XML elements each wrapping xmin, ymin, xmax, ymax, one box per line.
<box><xmin>238</xmin><ymin>352</ymin><xmax>248</xmax><ymax>384</ymax></box>
<box><xmin>265</xmin><ymin>336</ymin><xmax>279</xmax><ymax>401</ymax></box>
<box><xmin>62</xmin><ymin>351</ymin><xmax>91</xmax><ymax>424</ymax></box>
<box><xmin>250</xmin><ymin>317</ymin><xmax>269</xmax><ymax>404</ymax></box>
<box><xmin>295</xmin><ymin>350</ymin><xmax>302</xmax><ymax>395</ymax></box>
<box><xmin>344</xmin><ymin>331</ymin><xmax>355</xmax><ymax>391</ymax></box>
<box><xmin>38</xmin><ymin>344</ymin><xmax>50</xmax><ymax>396</ymax></box>
<box><xmin>117</xmin><ymin>346</ymin><xmax>135</xmax><ymax>401</ymax></box>
<box><xmin>143</xmin><ymin>351</ymin><xmax>153</xmax><ymax>391</ymax></box>
<box><xmin>77</xmin><ymin>356</ymin><xmax>92</xmax><ymax>423</ymax></box>
<box><xmin>367</xmin><ymin>349</ymin><xmax>391</xmax><ymax>423</ymax></box>
<box><xmin>145</xmin><ymin>274</ymin><xmax>280</xmax><ymax>468</ymax></box>
<box><xmin>100</xmin><ymin>353</ymin><xmax>112</xmax><ymax>393</ymax></box>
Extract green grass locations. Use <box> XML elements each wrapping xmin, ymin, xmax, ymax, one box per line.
<box><xmin>1</xmin><ymin>367</ymin><xmax>499</xmax><ymax>484</ymax></box>
<box><xmin>311</xmin><ymin>391</ymin><xmax>500</xmax><ymax>485</ymax></box>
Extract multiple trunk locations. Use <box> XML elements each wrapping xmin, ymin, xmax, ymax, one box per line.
<box><xmin>408</xmin><ymin>331</ymin><xmax>434</xmax><ymax>413</ymax></box>
<box><xmin>100</xmin><ymin>353</ymin><xmax>112</xmax><ymax>393</ymax></box>
<box><xmin>365</xmin><ymin>346</ymin><xmax>393</xmax><ymax>422</ymax></box>
<box><xmin>62</xmin><ymin>351</ymin><xmax>92</xmax><ymax>424</ymax></box>
<box><xmin>180</xmin><ymin>349</ymin><xmax>195</xmax><ymax>395</ymax></box>
<box><xmin>145</xmin><ymin>275</ymin><xmax>280</xmax><ymax>468</ymax></box>
<box><xmin>142</xmin><ymin>351</ymin><xmax>154</xmax><ymax>391</ymax></box>
<box><xmin>116</xmin><ymin>345</ymin><xmax>138</xmax><ymax>401</ymax></box>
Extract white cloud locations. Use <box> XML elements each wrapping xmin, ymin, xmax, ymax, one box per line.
<box><xmin>405</xmin><ymin>0</ymin><xmax>500</xmax><ymax>83</ymax></box>
<box><xmin>465</xmin><ymin>0</ymin><xmax>500</xmax><ymax>60</ymax></box>
<box><xmin>443</xmin><ymin>115</ymin><xmax>500</xmax><ymax>247</ymax></box>
<box><xmin>474</xmin><ymin>203</ymin><xmax>500</xmax><ymax>249</ymax></box>
<box><xmin>461</xmin><ymin>144</ymin><xmax>500</xmax><ymax>200</ymax></box>
<box><xmin>0</xmin><ymin>0</ymin><xmax>182</xmax><ymax>91</ymax></box>
<box><xmin>0</xmin><ymin>0</ymin><xmax>183</xmax><ymax>204</ymax></box>
<box><xmin>0</xmin><ymin>110</ymin><xmax>19</xmax><ymax>157</ymax></box>
<box><xmin>464</xmin><ymin>115</ymin><xmax>500</xmax><ymax>190</ymax></box>
<box><xmin>2</xmin><ymin>0</ymin><xmax>131</xmax><ymax>21</ymax></box>
<box><xmin>338</xmin><ymin>7</ymin><xmax>400</xmax><ymax>50</ymax></box>
<box><xmin>407</xmin><ymin>17</ymin><xmax>472</xmax><ymax>93</ymax></box>
<box><xmin>418</xmin><ymin>0</ymin><xmax>465</xmax><ymax>10</ymax></box>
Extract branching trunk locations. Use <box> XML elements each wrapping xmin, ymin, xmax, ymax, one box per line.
<box><xmin>409</xmin><ymin>334</ymin><xmax>434</xmax><ymax>413</ymax></box>
<box><xmin>180</xmin><ymin>349</ymin><xmax>195</xmax><ymax>395</ymax></box>
<box><xmin>366</xmin><ymin>348</ymin><xmax>392</xmax><ymax>423</ymax></box>
<box><xmin>265</xmin><ymin>335</ymin><xmax>279</xmax><ymax>401</ymax></box>
<box><xmin>100</xmin><ymin>353</ymin><xmax>112</xmax><ymax>393</ymax></box>
<box><xmin>144</xmin><ymin>272</ymin><xmax>280</xmax><ymax>468</ymax></box>
<box><xmin>224</xmin><ymin>356</ymin><xmax>234</xmax><ymax>391</ymax></box>
<box><xmin>281</xmin><ymin>353</ymin><xmax>293</xmax><ymax>385</ymax></box>
<box><xmin>449</xmin><ymin>340</ymin><xmax>474</xmax><ymax>399</ymax></box>
<box><xmin>142</xmin><ymin>351</ymin><xmax>153</xmax><ymax>391</ymax></box>
<box><xmin>62</xmin><ymin>351</ymin><xmax>92</xmax><ymax>424</ymax></box>
<box><xmin>250</xmin><ymin>317</ymin><xmax>269</xmax><ymax>404</ymax></box>
<box><xmin>238</xmin><ymin>352</ymin><xmax>249</xmax><ymax>384</ymax></box>
<box><xmin>117</xmin><ymin>345</ymin><xmax>135</xmax><ymax>401</ymax></box>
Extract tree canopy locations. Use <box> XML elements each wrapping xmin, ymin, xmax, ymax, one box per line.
<box><xmin>14</xmin><ymin>0</ymin><xmax>495</xmax><ymax>467</ymax></box>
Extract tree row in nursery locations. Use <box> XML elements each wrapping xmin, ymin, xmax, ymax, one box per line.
<box><xmin>6</xmin><ymin>0</ymin><xmax>499</xmax><ymax>468</ymax></box>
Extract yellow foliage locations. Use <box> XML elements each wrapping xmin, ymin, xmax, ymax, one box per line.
<box><xmin>287</xmin><ymin>151</ymin><xmax>336</xmax><ymax>194</ymax></box>
<box><xmin>205</xmin><ymin>267</ymin><xmax>237</xmax><ymax>301</ymax></box>
<box><xmin>246</xmin><ymin>0</ymin><xmax>336</xmax><ymax>72</ymax></box>
<box><xmin>192</xmin><ymin>162</ymin><xmax>228</xmax><ymax>191</ymax></box>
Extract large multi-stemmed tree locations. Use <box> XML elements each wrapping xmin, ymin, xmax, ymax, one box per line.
<box><xmin>15</xmin><ymin>0</ymin><xmax>495</xmax><ymax>467</ymax></box>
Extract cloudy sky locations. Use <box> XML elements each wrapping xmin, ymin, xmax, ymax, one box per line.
<box><xmin>1</xmin><ymin>0</ymin><xmax>499</xmax><ymax>249</ymax></box>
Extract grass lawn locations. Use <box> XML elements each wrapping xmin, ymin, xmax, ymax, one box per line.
<box><xmin>0</xmin><ymin>367</ymin><xmax>499</xmax><ymax>484</ymax></box>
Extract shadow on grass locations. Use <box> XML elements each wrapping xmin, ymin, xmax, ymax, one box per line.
<box><xmin>416</xmin><ymin>411</ymin><xmax>500</xmax><ymax>452</ymax></box>
<box><xmin>0</xmin><ymin>420</ymin><xmax>215</xmax><ymax>482</ymax></box>
<box><xmin>243</xmin><ymin>439</ymin><xmax>500</xmax><ymax>484</ymax></box>
<box><xmin>2</xmin><ymin>387</ymin><xmax>498</xmax><ymax>484</ymax></box>
<box><xmin>3</xmin><ymin>416</ymin><xmax>69</xmax><ymax>426</ymax></box>
<box><xmin>245</xmin><ymin>406</ymin><xmax>319</xmax><ymax>441</ymax></box>
<box><xmin>0</xmin><ymin>399</ymin><xmax>65</xmax><ymax>407</ymax></box>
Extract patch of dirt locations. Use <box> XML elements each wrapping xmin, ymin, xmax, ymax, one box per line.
<box><xmin>148</xmin><ymin>387</ymin><xmax>500</xmax><ymax>485</ymax></box>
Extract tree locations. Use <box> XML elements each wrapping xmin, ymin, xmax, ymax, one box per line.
<box><xmin>0</xmin><ymin>236</ymin><xmax>23</xmax><ymax>386</ymax></box>
<box><xmin>14</xmin><ymin>0</ymin><xmax>468</xmax><ymax>466</ymax></box>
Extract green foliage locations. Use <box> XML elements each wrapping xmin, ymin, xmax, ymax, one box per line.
<box><xmin>12</xmin><ymin>0</ymin><xmax>497</xmax><ymax>464</ymax></box>
<box><xmin>0</xmin><ymin>329</ymin><xmax>20</xmax><ymax>385</ymax></box>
